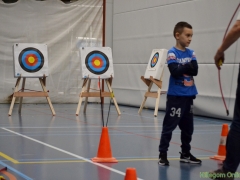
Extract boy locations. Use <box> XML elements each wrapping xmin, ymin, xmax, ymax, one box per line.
<box><xmin>158</xmin><ymin>21</ymin><xmax>201</xmax><ymax>166</ymax></box>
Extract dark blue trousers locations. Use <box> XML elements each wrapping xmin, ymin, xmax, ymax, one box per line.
<box><xmin>223</xmin><ymin>64</ymin><xmax>240</xmax><ymax>173</ymax></box>
<box><xmin>159</xmin><ymin>95</ymin><xmax>194</xmax><ymax>153</ymax></box>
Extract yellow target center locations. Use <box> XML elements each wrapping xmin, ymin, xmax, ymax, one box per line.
<box><xmin>94</xmin><ymin>59</ymin><xmax>101</xmax><ymax>66</ymax></box>
<box><xmin>28</xmin><ymin>56</ymin><xmax>35</xmax><ymax>64</ymax></box>
<box><xmin>153</xmin><ymin>57</ymin><xmax>157</xmax><ymax>63</ymax></box>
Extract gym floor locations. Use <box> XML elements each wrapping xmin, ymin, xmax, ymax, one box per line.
<box><xmin>0</xmin><ymin>103</ymin><xmax>235</xmax><ymax>180</ymax></box>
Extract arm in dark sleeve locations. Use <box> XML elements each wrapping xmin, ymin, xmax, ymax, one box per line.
<box><xmin>186</xmin><ymin>60</ymin><xmax>198</xmax><ymax>76</ymax></box>
<box><xmin>168</xmin><ymin>61</ymin><xmax>198</xmax><ymax>77</ymax></box>
<box><xmin>168</xmin><ymin>63</ymin><xmax>193</xmax><ymax>78</ymax></box>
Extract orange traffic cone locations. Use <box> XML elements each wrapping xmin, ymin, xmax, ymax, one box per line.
<box><xmin>0</xmin><ymin>167</ymin><xmax>7</xmax><ymax>180</ymax></box>
<box><xmin>124</xmin><ymin>168</ymin><xmax>137</xmax><ymax>180</ymax></box>
<box><xmin>210</xmin><ymin>124</ymin><xmax>229</xmax><ymax>161</ymax></box>
<box><xmin>92</xmin><ymin>127</ymin><xmax>118</xmax><ymax>163</ymax></box>
<box><xmin>0</xmin><ymin>167</ymin><xmax>6</xmax><ymax>173</ymax></box>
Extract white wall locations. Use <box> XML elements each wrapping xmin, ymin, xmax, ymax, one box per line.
<box><xmin>108</xmin><ymin>0</ymin><xmax>240</xmax><ymax>120</ymax></box>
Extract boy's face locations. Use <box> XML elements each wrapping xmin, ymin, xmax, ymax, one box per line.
<box><xmin>175</xmin><ymin>27</ymin><xmax>193</xmax><ymax>47</ymax></box>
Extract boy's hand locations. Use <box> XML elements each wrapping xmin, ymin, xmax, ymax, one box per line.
<box><xmin>214</xmin><ymin>49</ymin><xmax>225</xmax><ymax>70</ymax></box>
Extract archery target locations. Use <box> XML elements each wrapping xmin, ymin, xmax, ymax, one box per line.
<box><xmin>150</xmin><ymin>52</ymin><xmax>159</xmax><ymax>68</ymax></box>
<box><xmin>144</xmin><ymin>49</ymin><xmax>168</xmax><ymax>80</ymax></box>
<box><xmin>80</xmin><ymin>47</ymin><xmax>114</xmax><ymax>79</ymax></box>
<box><xmin>13</xmin><ymin>43</ymin><xmax>48</xmax><ymax>78</ymax></box>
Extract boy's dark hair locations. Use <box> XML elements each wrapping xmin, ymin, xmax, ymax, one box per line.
<box><xmin>173</xmin><ymin>22</ymin><xmax>192</xmax><ymax>38</ymax></box>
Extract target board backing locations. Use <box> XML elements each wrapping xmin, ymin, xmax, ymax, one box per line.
<box><xmin>13</xmin><ymin>43</ymin><xmax>48</xmax><ymax>78</ymax></box>
<box><xmin>144</xmin><ymin>49</ymin><xmax>168</xmax><ymax>80</ymax></box>
<box><xmin>80</xmin><ymin>47</ymin><xmax>114</xmax><ymax>79</ymax></box>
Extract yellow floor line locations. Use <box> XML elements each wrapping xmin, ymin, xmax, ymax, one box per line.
<box><xmin>19</xmin><ymin>160</ymin><xmax>86</xmax><ymax>164</ymax></box>
<box><xmin>0</xmin><ymin>152</ymin><xmax>19</xmax><ymax>164</ymax></box>
<box><xmin>118</xmin><ymin>157</ymin><xmax>210</xmax><ymax>162</ymax></box>
<box><xmin>0</xmin><ymin>151</ymin><xmax>211</xmax><ymax>164</ymax></box>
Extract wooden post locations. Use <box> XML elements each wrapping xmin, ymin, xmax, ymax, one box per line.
<box><xmin>76</xmin><ymin>78</ymin><xmax>121</xmax><ymax>116</ymax></box>
<box><xmin>8</xmin><ymin>76</ymin><xmax>55</xmax><ymax>116</ymax></box>
<box><xmin>83</xmin><ymin>79</ymin><xmax>91</xmax><ymax>113</ymax></box>
<box><xmin>138</xmin><ymin>79</ymin><xmax>153</xmax><ymax>115</ymax></box>
<box><xmin>103</xmin><ymin>0</ymin><xmax>106</xmax><ymax>47</ymax></box>
<box><xmin>18</xmin><ymin>77</ymin><xmax>26</xmax><ymax>113</ymax></box>
<box><xmin>76</xmin><ymin>78</ymin><xmax>88</xmax><ymax>116</ymax></box>
<box><xmin>105</xmin><ymin>79</ymin><xmax>121</xmax><ymax>115</ymax></box>
<box><xmin>101</xmin><ymin>0</ymin><xmax>106</xmax><ymax>104</ymax></box>
<box><xmin>39</xmin><ymin>78</ymin><xmax>55</xmax><ymax>116</ymax></box>
<box><xmin>138</xmin><ymin>71</ymin><xmax>166</xmax><ymax>117</ymax></box>
<box><xmin>8</xmin><ymin>77</ymin><xmax>21</xmax><ymax>116</ymax></box>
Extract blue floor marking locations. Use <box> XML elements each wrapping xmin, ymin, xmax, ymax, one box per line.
<box><xmin>0</xmin><ymin>161</ymin><xmax>33</xmax><ymax>180</ymax></box>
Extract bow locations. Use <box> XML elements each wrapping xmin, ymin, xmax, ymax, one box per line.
<box><xmin>218</xmin><ymin>3</ymin><xmax>240</xmax><ymax>116</ymax></box>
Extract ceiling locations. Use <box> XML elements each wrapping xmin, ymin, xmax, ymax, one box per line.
<box><xmin>2</xmin><ymin>0</ymin><xmax>79</xmax><ymax>4</ymax></box>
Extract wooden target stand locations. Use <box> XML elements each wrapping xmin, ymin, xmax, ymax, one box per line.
<box><xmin>138</xmin><ymin>71</ymin><xmax>166</xmax><ymax>117</ymax></box>
<box><xmin>8</xmin><ymin>75</ymin><xmax>55</xmax><ymax>116</ymax></box>
<box><xmin>76</xmin><ymin>77</ymin><xmax>121</xmax><ymax>116</ymax></box>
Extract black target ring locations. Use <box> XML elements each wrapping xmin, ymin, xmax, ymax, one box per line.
<box><xmin>18</xmin><ymin>47</ymin><xmax>44</xmax><ymax>73</ymax></box>
<box><xmin>150</xmin><ymin>52</ymin><xmax>159</xmax><ymax>68</ymax></box>
<box><xmin>85</xmin><ymin>50</ymin><xmax>109</xmax><ymax>75</ymax></box>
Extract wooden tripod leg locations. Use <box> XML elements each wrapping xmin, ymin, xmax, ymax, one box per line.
<box><xmin>138</xmin><ymin>81</ymin><xmax>153</xmax><ymax>114</ymax></box>
<box><xmin>43</xmin><ymin>76</ymin><xmax>46</xmax><ymax>86</ymax></box>
<box><xmin>153</xmin><ymin>70</ymin><xmax>164</xmax><ymax>116</ymax></box>
<box><xmin>83</xmin><ymin>79</ymin><xmax>91</xmax><ymax>113</ymax></box>
<box><xmin>154</xmin><ymin>88</ymin><xmax>161</xmax><ymax>117</ymax></box>
<box><xmin>39</xmin><ymin>78</ymin><xmax>56</xmax><ymax>116</ymax></box>
<box><xmin>76</xmin><ymin>79</ymin><xmax>88</xmax><ymax>116</ymax></box>
<box><xmin>18</xmin><ymin>77</ymin><xmax>26</xmax><ymax>114</ymax></box>
<box><xmin>105</xmin><ymin>79</ymin><xmax>121</xmax><ymax>115</ymax></box>
<box><xmin>8</xmin><ymin>77</ymin><xmax>21</xmax><ymax>116</ymax></box>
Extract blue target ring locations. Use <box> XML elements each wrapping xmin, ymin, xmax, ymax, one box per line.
<box><xmin>19</xmin><ymin>47</ymin><xmax>44</xmax><ymax>73</ymax></box>
<box><xmin>150</xmin><ymin>52</ymin><xmax>159</xmax><ymax>68</ymax></box>
<box><xmin>85</xmin><ymin>51</ymin><xmax>109</xmax><ymax>75</ymax></box>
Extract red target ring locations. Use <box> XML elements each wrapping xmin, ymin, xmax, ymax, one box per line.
<box><xmin>150</xmin><ymin>52</ymin><xmax>159</xmax><ymax>68</ymax></box>
<box><xmin>85</xmin><ymin>51</ymin><xmax>109</xmax><ymax>75</ymax></box>
<box><xmin>18</xmin><ymin>47</ymin><xmax>44</xmax><ymax>73</ymax></box>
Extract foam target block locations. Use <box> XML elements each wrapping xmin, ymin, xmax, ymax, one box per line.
<box><xmin>80</xmin><ymin>47</ymin><xmax>114</xmax><ymax>79</ymax></box>
<box><xmin>13</xmin><ymin>43</ymin><xmax>48</xmax><ymax>78</ymax></box>
<box><xmin>144</xmin><ymin>49</ymin><xmax>168</xmax><ymax>80</ymax></box>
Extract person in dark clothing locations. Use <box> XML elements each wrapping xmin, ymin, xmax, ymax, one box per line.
<box><xmin>209</xmin><ymin>12</ymin><xmax>240</xmax><ymax>180</ymax></box>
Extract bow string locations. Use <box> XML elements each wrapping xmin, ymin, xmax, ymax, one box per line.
<box><xmin>218</xmin><ymin>3</ymin><xmax>240</xmax><ymax>116</ymax></box>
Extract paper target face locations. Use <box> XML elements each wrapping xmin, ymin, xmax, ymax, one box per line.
<box><xmin>80</xmin><ymin>47</ymin><xmax>114</xmax><ymax>79</ymax></box>
<box><xmin>13</xmin><ymin>43</ymin><xmax>48</xmax><ymax>78</ymax></box>
<box><xmin>150</xmin><ymin>53</ymin><xmax>159</xmax><ymax>68</ymax></box>
<box><xmin>85</xmin><ymin>51</ymin><xmax>109</xmax><ymax>75</ymax></box>
<box><xmin>18</xmin><ymin>48</ymin><xmax>44</xmax><ymax>73</ymax></box>
<box><xmin>144</xmin><ymin>49</ymin><xmax>168</xmax><ymax>80</ymax></box>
